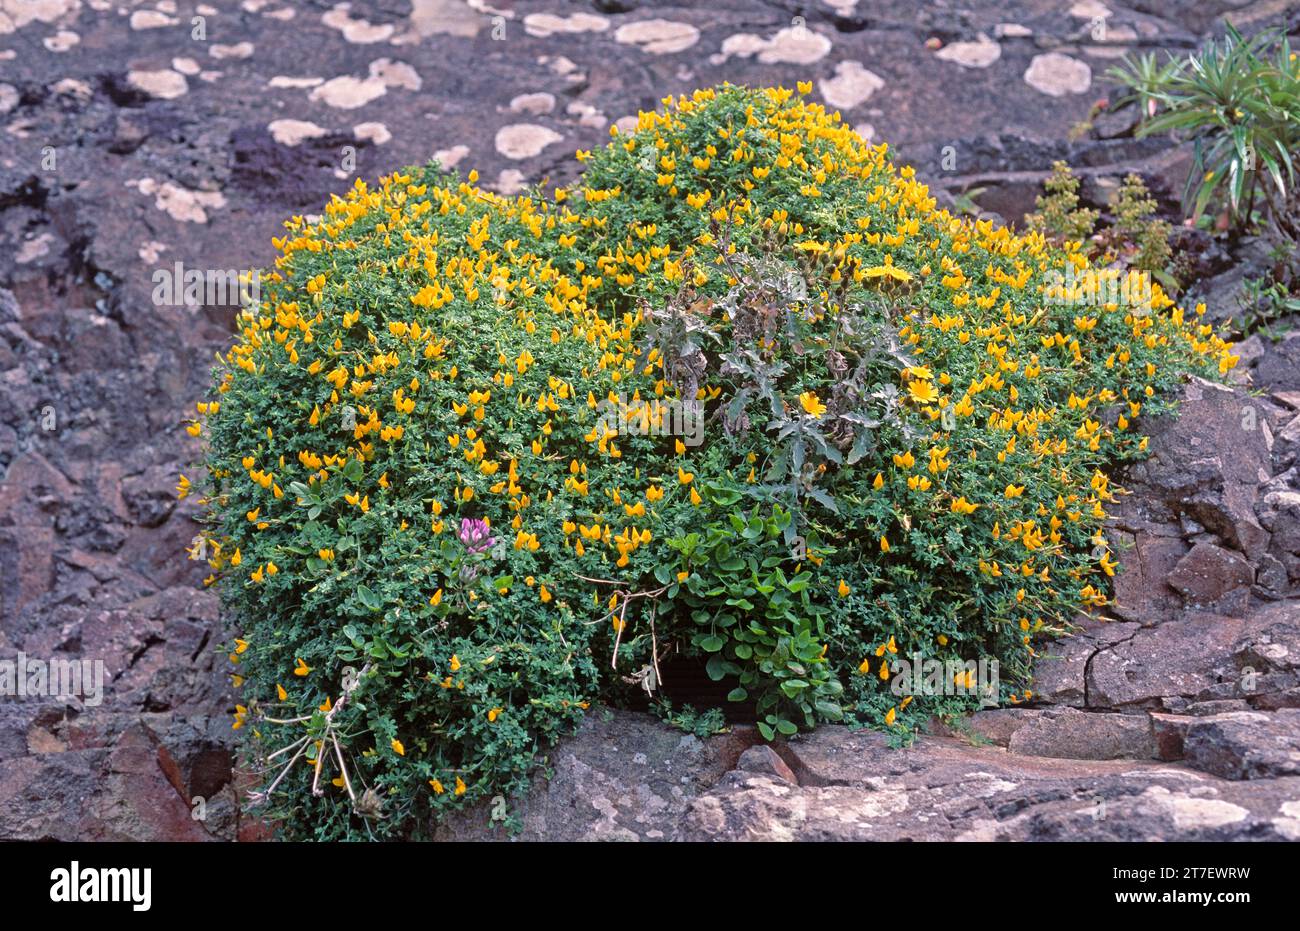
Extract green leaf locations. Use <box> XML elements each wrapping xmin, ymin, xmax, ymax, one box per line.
<box><xmin>357</xmin><ymin>584</ymin><xmax>381</xmax><ymax>611</ymax></box>
<box><xmin>706</xmin><ymin>655</ymin><xmax>728</xmax><ymax>680</ymax></box>
<box><xmin>697</xmin><ymin>634</ymin><xmax>726</xmax><ymax>653</ymax></box>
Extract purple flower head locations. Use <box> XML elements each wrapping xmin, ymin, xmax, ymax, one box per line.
<box><xmin>458</xmin><ymin>517</ymin><xmax>495</xmax><ymax>554</ymax></box>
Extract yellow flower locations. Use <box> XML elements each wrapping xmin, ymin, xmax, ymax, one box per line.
<box><xmin>276</xmin><ymin>683</ymin><xmax>287</xmax><ymax>701</ymax></box>
<box><xmin>429</xmin><ymin>778</ymin><xmax>445</xmax><ymax>795</ymax></box>
<box><xmin>487</xmin><ymin>707</ymin><xmax>503</xmax><ymax>722</ymax></box>
<box><xmin>454</xmin><ymin>776</ymin><xmax>466</xmax><ymax>796</ymax></box>
<box><xmin>950</xmin><ymin>497</ymin><xmax>979</xmax><ymax>515</ymax></box>
<box><xmin>880</xmin><ymin>536</ymin><xmax>890</xmax><ymax>553</ymax></box>
<box><xmin>884</xmin><ymin>706</ymin><xmax>897</xmax><ymax>725</ymax></box>
<box><xmin>837</xmin><ymin>579</ymin><xmax>850</xmax><ymax>597</ymax></box>
<box><xmin>450</xmin><ymin>654</ymin><xmax>461</xmax><ymax>672</ymax></box>
<box><xmin>293</xmin><ymin>657</ymin><xmax>310</xmax><ymax>676</ymax></box>
<box><xmin>799</xmin><ymin>391</ymin><xmax>827</xmax><ymax>418</ymax></box>
<box><xmin>1004</xmin><ymin>484</ymin><xmax>1025</xmax><ymax>498</ymax></box>
<box><xmin>907</xmin><ymin>380</ymin><xmax>939</xmax><ymax>404</ymax></box>
<box><xmin>863</xmin><ymin>255</ymin><xmax>912</xmax><ymax>282</ymax></box>
<box><xmin>391</xmin><ymin>739</ymin><xmax>405</xmax><ymax>756</ymax></box>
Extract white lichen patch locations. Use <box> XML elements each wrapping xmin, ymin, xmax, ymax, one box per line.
<box><xmin>1024</xmin><ymin>53</ymin><xmax>1092</xmax><ymax>96</ymax></box>
<box><xmin>566</xmin><ymin>101</ymin><xmax>606</xmax><ymax>129</ymax></box>
<box><xmin>1166</xmin><ymin>794</ymin><xmax>1250</xmax><ymax>831</ymax></box>
<box><xmin>0</xmin><ymin>0</ymin><xmax>79</xmax><ymax>34</ymax></box>
<box><xmin>544</xmin><ymin>55</ymin><xmax>577</xmax><ymax>76</ymax></box>
<box><xmin>410</xmin><ymin>0</ymin><xmax>486</xmax><ymax>38</ymax></box>
<box><xmin>308</xmin><ymin>59</ymin><xmax>419</xmax><ymax>109</ymax></box>
<box><xmin>819</xmin><ymin>60</ymin><xmax>883</xmax><ymax>111</ymax></box>
<box><xmin>210</xmin><ymin>41</ymin><xmax>254</xmax><ymax>59</ymax></box>
<box><xmin>716</xmin><ymin>26</ymin><xmax>831</xmax><ymax>65</ymax></box>
<box><xmin>494</xmin><ymin>123</ymin><xmax>562</xmax><ymax>160</ymax></box>
<box><xmin>523</xmin><ymin>12</ymin><xmax>608</xmax><ymax>38</ymax></box>
<box><xmin>16</xmin><ymin>232</ymin><xmax>54</xmax><ymax>264</ymax></box>
<box><xmin>935</xmin><ymin>34</ymin><xmax>1001</xmax><ymax>69</ymax></box>
<box><xmin>172</xmin><ymin>57</ymin><xmax>201</xmax><ymax>75</ymax></box>
<box><xmin>310</xmin><ymin>76</ymin><xmax>381</xmax><ymax>109</ymax></box>
<box><xmin>269</xmin><ymin>75</ymin><xmax>323</xmax><ymax>89</ymax></box>
<box><xmin>322</xmin><ymin>3</ymin><xmax>394</xmax><ymax>43</ymax></box>
<box><xmin>353</xmin><ymin>121</ymin><xmax>390</xmax><ymax>144</ymax></box>
<box><xmin>994</xmin><ymin>23</ymin><xmax>1032</xmax><ymax>38</ymax></box>
<box><xmin>129</xmin><ymin>10</ymin><xmax>176</xmax><ymax>29</ymax></box>
<box><xmin>0</xmin><ymin>83</ymin><xmax>17</xmax><ymax>114</ymax></box>
<box><xmin>127</xmin><ymin>69</ymin><xmax>189</xmax><ymax>100</ymax></box>
<box><xmin>138</xmin><ymin>240</ymin><xmax>168</xmax><ymax>263</ymax></box>
<box><xmin>509</xmin><ymin>92</ymin><xmax>555</xmax><ymax>115</ymax></box>
<box><xmin>268</xmin><ymin>118</ymin><xmax>328</xmax><ymax>146</ymax></box>
<box><xmin>1069</xmin><ymin>0</ymin><xmax>1111</xmax><ymax>19</ymax></box>
<box><xmin>128</xmin><ymin>177</ymin><xmax>227</xmax><ymax>224</ymax></box>
<box><xmin>43</xmin><ymin>29</ymin><xmax>78</xmax><ymax>51</ymax></box>
<box><xmin>51</xmin><ymin>77</ymin><xmax>91</xmax><ymax>101</ymax></box>
<box><xmin>433</xmin><ymin>143</ymin><xmax>469</xmax><ymax>168</ymax></box>
<box><xmin>367</xmin><ymin>58</ymin><xmax>421</xmax><ymax>90</ymax></box>
<box><xmin>960</xmin><ymin>772</ymin><xmax>1019</xmax><ymax>798</ymax></box>
<box><xmin>491</xmin><ymin>168</ymin><xmax>527</xmax><ymax>196</ymax></box>
<box><xmin>614</xmin><ymin>19</ymin><xmax>700</xmax><ymax>55</ymax></box>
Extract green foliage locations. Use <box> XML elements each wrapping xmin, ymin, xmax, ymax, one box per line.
<box><xmin>650</xmin><ymin>699</ymin><xmax>729</xmax><ymax>738</ymax></box>
<box><xmin>1109</xmin><ymin>25</ymin><xmax>1300</xmax><ymax>240</ymax></box>
<box><xmin>1110</xmin><ymin>174</ymin><xmax>1173</xmax><ymax>275</ymax></box>
<box><xmin>192</xmin><ymin>84</ymin><xmax>1239</xmax><ymax>841</ymax></box>
<box><xmin>1025</xmin><ymin>161</ymin><xmax>1099</xmax><ymax>242</ymax></box>
<box><xmin>661</xmin><ymin>506</ymin><xmax>844</xmax><ymax>740</ymax></box>
<box><xmin>1239</xmin><ymin>271</ymin><xmax>1300</xmax><ymax>342</ymax></box>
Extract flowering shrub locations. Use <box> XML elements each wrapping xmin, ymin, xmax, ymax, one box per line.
<box><xmin>189</xmin><ymin>85</ymin><xmax>1238</xmax><ymax>839</ymax></box>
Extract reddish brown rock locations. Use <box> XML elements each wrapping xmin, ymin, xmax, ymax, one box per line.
<box><xmin>1167</xmin><ymin>542</ymin><xmax>1254</xmax><ymax>608</ymax></box>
